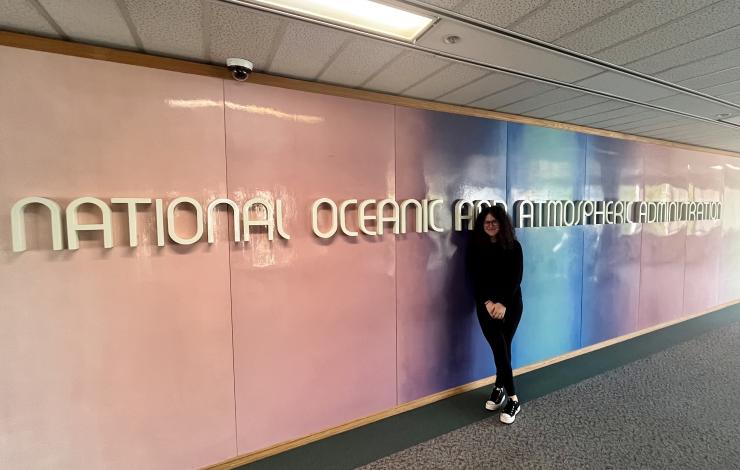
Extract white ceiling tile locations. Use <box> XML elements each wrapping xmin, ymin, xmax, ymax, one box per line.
<box><xmin>122</xmin><ymin>0</ymin><xmax>206</xmax><ymax>60</ymax></box>
<box><xmin>712</xmin><ymin>129</ymin><xmax>740</xmax><ymax>138</ymax></box>
<box><xmin>404</xmin><ymin>63</ymin><xmax>489</xmax><ymax>100</ymax></box>
<box><xmin>685</xmin><ymin>137</ymin><xmax>734</xmax><ymax>146</ymax></box>
<box><xmin>363</xmin><ymin>51</ymin><xmax>450</xmax><ymax>95</ymax></box>
<box><xmin>622</xmin><ymin>125</ymin><xmax>688</xmax><ymax>137</ymax></box>
<box><xmin>528</xmin><ymin>95</ymin><xmax>610</xmax><ymax>118</ymax></box>
<box><xmin>437</xmin><ymin>72</ymin><xmax>523</xmax><ymax>105</ymax></box>
<box><xmin>418</xmin><ymin>19</ymin><xmax>603</xmax><ymax>83</ymax></box>
<box><xmin>206</xmin><ymin>1</ymin><xmax>284</xmax><ymax>69</ymax></box>
<box><xmin>415</xmin><ymin>0</ymin><xmax>464</xmax><ymax>10</ymax></box>
<box><xmin>714</xmin><ymin>116</ymin><xmax>740</xmax><ymax>127</ymax></box>
<box><xmin>707</xmin><ymin>139</ymin><xmax>740</xmax><ymax>149</ymax></box>
<box><xmin>458</xmin><ymin>0</ymin><xmax>548</xmax><ymax>28</ymax></box>
<box><xmin>677</xmin><ymin>66</ymin><xmax>740</xmax><ymax>91</ymax></box>
<box><xmin>701</xmin><ymin>144</ymin><xmax>740</xmax><ymax>153</ymax></box>
<box><xmin>661</xmin><ymin>137</ymin><xmax>710</xmax><ymax>146</ymax></box>
<box><xmin>644</xmin><ymin>123</ymin><xmax>726</xmax><ymax>139</ymax></box>
<box><xmin>556</xmin><ymin>0</ymin><xmax>716</xmax><ymax>58</ymax></box>
<box><xmin>588</xmin><ymin>110</ymin><xmax>664</xmax><ymax>128</ymax></box>
<box><xmin>593</xmin><ymin>0</ymin><xmax>736</xmax><ymax>65</ymax></box>
<box><xmin>497</xmin><ymin>88</ymin><xmax>582</xmax><ymax>114</ymax></box>
<box><xmin>681</xmin><ymin>128</ymin><xmax>735</xmax><ymax>138</ymax></box>
<box><xmin>683</xmin><ymin>131</ymin><xmax>740</xmax><ymax>143</ymax></box>
<box><xmin>318</xmin><ymin>38</ymin><xmax>402</xmax><ymax>88</ymax></box>
<box><xmin>570</xmin><ymin>105</ymin><xmax>648</xmax><ymax>125</ymax></box>
<box><xmin>612</xmin><ymin>116</ymin><xmax>689</xmax><ymax>133</ymax></box>
<box><xmin>716</xmin><ymin>90</ymin><xmax>740</xmax><ymax>106</ymax></box>
<box><xmin>38</xmin><ymin>0</ymin><xmax>136</xmax><ymax>48</ymax></box>
<box><xmin>269</xmin><ymin>21</ymin><xmax>350</xmax><ymax>78</ymax></box>
<box><xmin>684</xmin><ymin>135</ymin><xmax>732</xmax><ymax>145</ymax></box>
<box><xmin>657</xmin><ymin>49</ymin><xmax>740</xmax><ymax>83</ymax></box>
<box><xmin>653</xmin><ymin>134</ymin><xmax>729</xmax><ymax>148</ymax></box>
<box><xmin>678</xmin><ymin>125</ymin><xmax>730</xmax><ymax>136</ymax></box>
<box><xmin>630</xmin><ymin>118</ymin><xmax>699</xmax><ymax>133</ymax></box>
<box><xmin>649</xmin><ymin>94</ymin><xmax>738</xmax><ymax>119</ymax></box>
<box><xmin>546</xmin><ymin>101</ymin><xmax>630</xmax><ymax>121</ymax></box>
<box><xmin>636</xmin><ymin>127</ymin><xmax>700</xmax><ymax>139</ymax></box>
<box><xmin>689</xmin><ymin>138</ymin><xmax>740</xmax><ymax>149</ymax></box>
<box><xmin>717</xmin><ymin>143</ymin><xmax>740</xmax><ymax>150</ymax></box>
<box><xmin>716</xmin><ymin>129</ymin><xmax>740</xmax><ymax>139</ymax></box>
<box><xmin>0</xmin><ymin>0</ymin><xmax>60</xmax><ymax>37</ymax></box>
<box><xmin>470</xmin><ymin>81</ymin><xmax>555</xmax><ymax>110</ymax></box>
<box><xmin>698</xmin><ymin>80</ymin><xmax>740</xmax><ymax>98</ymax></box>
<box><xmin>605</xmin><ymin>129</ymin><xmax>684</xmax><ymax>140</ymax></box>
<box><xmin>681</xmin><ymin>126</ymin><xmax>735</xmax><ymax>138</ymax></box>
<box><xmin>718</xmin><ymin>90</ymin><xmax>740</xmax><ymax>99</ymax></box>
<box><xmin>575</xmin><ymin>72</ymin><xmax>677</xmax><ymax>101</ymax></box>
<box><xmin>513</xmin><ymin>0</ymin><xmax>632</xmax><ymax>42</ymax></box>
<box><xmin>627</xmin><ymin>24</ymin><xmax>740</xmax><ymax>75</ymax></box>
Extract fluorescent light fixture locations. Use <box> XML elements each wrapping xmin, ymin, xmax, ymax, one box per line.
<box><xmin>248</xmin><ymin>0</ymin><xmax>436</xmax><ymax>41</ymax></box>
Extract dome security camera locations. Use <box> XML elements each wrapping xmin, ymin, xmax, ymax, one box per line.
<box><xmin>226</xmin><ymin>58</ymin><xmax>254</xmax><ymax>81</ymax></box>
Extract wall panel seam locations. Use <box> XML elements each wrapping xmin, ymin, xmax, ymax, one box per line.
<box><xmin>579</xmin><ymin>137</ymin><xmax>588</xmax><ymax>348</ymax></box>
<box><xmin>394</xmin><ymin>104</ymin><xmax>399</xmax><ymax>407</ymax></box>
<box><xmin>222</xmin><ymin>79</ymin><xmax>240</xmax><ymax>457</ymax></box>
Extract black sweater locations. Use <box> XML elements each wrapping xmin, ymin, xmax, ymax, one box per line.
<box><xmin>467</xmin><ymin>238</ymin><xmax>523</xmax><ymax>308</ymax></box>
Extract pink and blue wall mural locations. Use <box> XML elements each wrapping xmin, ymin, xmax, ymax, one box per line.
<box><xmin>581</xmin><ymin>136</ymin><xmax>643</xmax><ymax>346</ymax></box>
<box><xmin>395</xmin><ymin>107</ymin><xmax>507</xmax><ymax>404</ymax></box>
<box><xmin>1</xmin><ymin>45</ymin><xmax>739</xmax><ymax>470</ymax></box>
<box><xmin>506</xmin><ymin>124</ymin><xmax>586</xmax><ymax>367</ymax></box>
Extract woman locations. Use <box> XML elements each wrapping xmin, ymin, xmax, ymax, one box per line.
<box><xmin>467</xmin><ymin>205</ymin><xmax>524</xmax><ymax>424</ymax></box>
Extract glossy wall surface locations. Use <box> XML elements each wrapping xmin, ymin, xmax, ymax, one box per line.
<box><xmin>581</xmin><ymin>136</ymin><xmax>642</xmax><ymax>346</ymax></box>
<box><xmin>1</xmin><ymin>46</ymin><xmax>739</xmax><ymax>469</ymax></box>
<box><xmin>395</xmin><ymin>108</ymin><xmax>506</xmax><ymax>403</ymax></box>
<box><xmin>223</xmin><ymin>83</ymin><xmax>397</xmax><ymax>453</ymax></box>
<box><xmin>720</xmin><ymin>162</ymin><xmax>740</xmax><ymax>303</ymax></box>
<box><xmin>684</xmin><ymin>153</ymin><xmax>724</xmax><ymax>314</ymax></box>
<box><xmin>0</xmin><ymin>47</ymin><xmax>236</xmax><ymax>470</ymax></box>
<box><xmin>637</xmin><ymin>147</ymin><xmax>689</xmax><ymax>330</ymax></box>
<box><xmin>506</xmin><ymin>124</ymin><xmax>585</xmax><ymax>367</ymax></box>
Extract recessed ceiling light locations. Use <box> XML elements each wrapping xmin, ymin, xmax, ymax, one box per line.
<box><xmin>246</xmin><ymin>0</ymin><xmax>436</xmax><ymax>42</ymax></box>
<box><xmin>716</xmin><ymin>113</ymin><xmax>732</xmax><ymax>119</ymax></box>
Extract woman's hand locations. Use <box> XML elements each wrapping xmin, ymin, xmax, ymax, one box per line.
<box><xmin>485</xmin><ymin>301</ymin><xmax>506</xmax><ymax>319</ymax></box>
<box><xmin>492</xmin><ymin>303</ymin><xmax>506</xmax><ymax>320</ymax></box>
<box><xmin>485</xmin><ymin>300</ymin><xmax>495</xmax><ymax>317</ymax></box>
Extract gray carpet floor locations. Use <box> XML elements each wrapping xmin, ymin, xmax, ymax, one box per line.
<box><xmin>358</xmin><ymin>322</ymin><xmax>740</xmax><ymax>470</ymax></box>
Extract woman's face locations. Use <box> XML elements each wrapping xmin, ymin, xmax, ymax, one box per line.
<box><xmin>483</xmin><ymin>214</ymin><xmax>499</xmax><ymax>238</ymax></box>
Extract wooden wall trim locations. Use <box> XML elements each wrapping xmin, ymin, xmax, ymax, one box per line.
<box><xmin>2</xmin><ymin>30</ymin><xmax>740</xmax><ymax>159</ymax></box>
<box><xmin>202</xmin><ymin>297</ymin><xmax>740</xmax><ymax>470</ymax></box>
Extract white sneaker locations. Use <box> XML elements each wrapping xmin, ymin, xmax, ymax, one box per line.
<box><xmin>500</xmin><ymin>399</ymin><xmax>520</xmax><ymax>424</ymax></box>
<box><xmin>485</xmin><ymin>386</ymin><xmax>506</xmax><ymax>411</ymax></box>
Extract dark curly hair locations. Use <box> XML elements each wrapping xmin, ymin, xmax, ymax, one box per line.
<box><xmin>471</xmin><ymin>205</ymin><xmax>516</xmax><ymax>249</ymax></box>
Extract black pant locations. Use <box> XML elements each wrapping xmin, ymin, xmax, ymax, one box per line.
<box><xmin>476</xmin><ymin>299</ymin><xmax>523</xmax><ymax>396</ymax></box>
